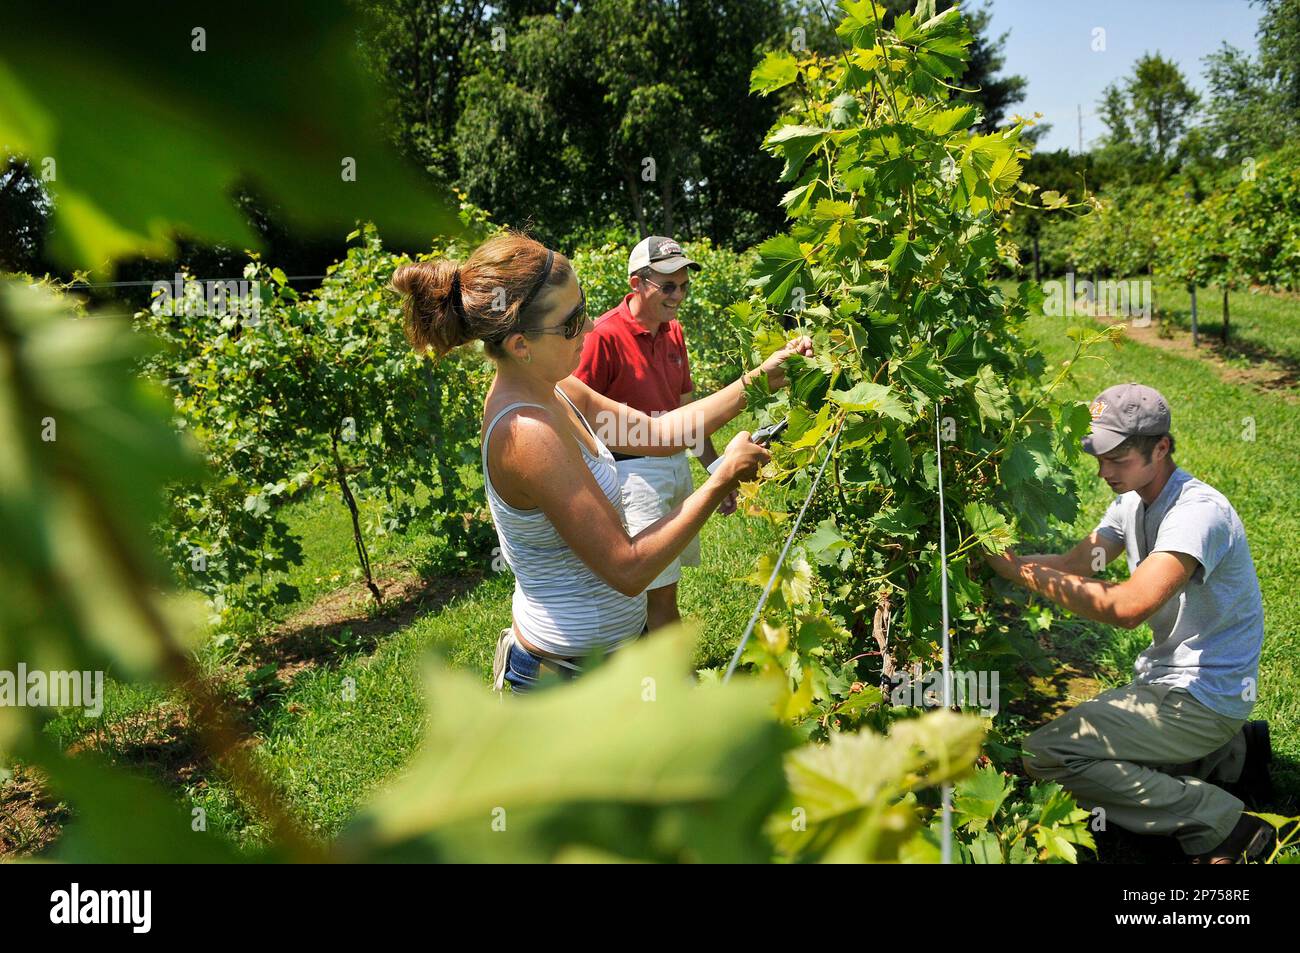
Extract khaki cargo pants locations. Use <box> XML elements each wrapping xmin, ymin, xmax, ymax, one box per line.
<box><xmin>1022</xmin><ymin>682</ymin><xmax>1249</xmax><ymax>855</ymax></box>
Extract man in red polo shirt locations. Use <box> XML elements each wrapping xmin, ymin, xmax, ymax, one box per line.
<box><xmin>574</xmin><ymin>236</ymin><xmax>736</xmax><ymax>632</ymax></box>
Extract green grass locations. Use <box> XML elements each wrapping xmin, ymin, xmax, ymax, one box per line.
<box><xmin>218</xmin><ymin>475</ymin><xmax>480</xmax><ymax>639</ymax></box>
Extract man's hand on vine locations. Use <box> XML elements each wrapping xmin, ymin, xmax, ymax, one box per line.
<box><xmin>755</xmin><ymin>335</ymin><xmax>815</xmax><ymax>390</ymax></box>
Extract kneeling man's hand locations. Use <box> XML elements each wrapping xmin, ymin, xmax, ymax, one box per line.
<box><xmin>983</xmin><ymin>548</ymin><xmax>1020</xmax><ymax>580</ymax></box>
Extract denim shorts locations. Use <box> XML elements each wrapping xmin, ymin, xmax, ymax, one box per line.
<box><xmin>504</xmin><ymin>623</ymin><xmax>649</xmax><ymax>694</ymax></box>
<box><xmin>503</xmin><ymin>641</ymin><xmax>575</xmax><ymax>694</ymax></box>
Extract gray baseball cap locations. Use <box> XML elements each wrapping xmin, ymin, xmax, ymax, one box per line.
<box><xmin>628</xmin><ymin>236</ymin><xmax>701</xmax><ymax>276</ymax></box>
<box><xmin>1081</xmin><ymin>382</ymin><xmax>1172</xmax><ymax>455</ymax></box>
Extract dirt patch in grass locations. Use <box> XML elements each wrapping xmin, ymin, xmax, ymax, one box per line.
<box><xmin>2</xmin><ymin>699</ymin><xmax>263</xmax><ymax>860</ymax></box>
<box><xmin>66</xmin><ymin>702</ymin><xmax>210</xmax><ymax>787</ymax></box>
<box><xmin>0</xmin><ymin>765</ymin><xmax>70</xmax><ymax>858</ymax></box>
<box><xmin>1006</xmin><ymin>617</ymin><xmax>1111</xmax><ymax>727</ymax></box>
<box><xmin>1017</xmin><ymin>662</ymin><xmax>1105</xmax><ymax>724</ymax></box>
<box><xmin>2</xmin><ymin>567</ymin><xmax>479</xmax><ymax>859</ymax></box>
<box><xmin>2</xmin><ymin>706</ymin><xmax>210</xmax><ymax>859</ymax></box>
<box><xmin>241</xmin><ymin>564</ymin><xmax>483</xmax><ymax>685</ymax></box>
<box><xmin>1093</xmin><ymin>312</ymin><xmax>1299</xmax><ymax>400</ymax></box>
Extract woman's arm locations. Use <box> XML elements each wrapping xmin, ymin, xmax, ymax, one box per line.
<box><xmin>498</xmin><ymin>408</ymin><xmax>769</xmax><ymax>596</ymax></box>
<box><xmin>564</xmin><ymin>336</ymin><xmax>814</xmax><ymax>457</ymax></box>
<box><xmin>561</xmin><ymin>372</ymin><xmax>746</xmax><ymax>457</ymax></box>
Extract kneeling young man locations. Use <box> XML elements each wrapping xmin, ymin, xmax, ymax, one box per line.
<box><xmin>985</xmin><ymin>383</ymin><xmax>1272</xmax><ymax>863</ymax></box>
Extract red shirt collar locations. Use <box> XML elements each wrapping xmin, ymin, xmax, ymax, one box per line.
<box><xmin>617</xmin><ymin>292</ymin><xmax>671</xmax><ymax>338</ymax></box>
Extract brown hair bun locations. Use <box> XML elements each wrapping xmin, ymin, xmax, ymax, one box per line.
<box><xmin>391</xmin><ymin>232</ymin><xmax>571</xmax><ymax>360</ymax></box>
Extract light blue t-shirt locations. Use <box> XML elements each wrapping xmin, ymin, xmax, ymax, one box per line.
<box><xmin>1094</xmin><ymin>467</ymin><xmax>1264</xmax><ymax>719</ymax></box>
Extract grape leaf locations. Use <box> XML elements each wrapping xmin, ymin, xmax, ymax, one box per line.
<box><xmin>829</xmin><ymin>380</ymin><xmax>913</xmax><ymax>422</ymax></box>
<box><xmin>341</xmin><ymin>626</ymin><xmax>793</xmax><ymax>863</ymax></box>
<box><xmin>750</xmin><ymin>51</ymin><xmax>799</xmax><ymax>95</ymax></box>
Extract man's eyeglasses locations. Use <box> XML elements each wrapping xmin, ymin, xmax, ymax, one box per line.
<box><xmin>640</xmin><ymin>275</ymin><xmax>690</xmax><ymax>297</ymax></box>
<box><xmin>523</xmin><ymin>287</ymin><xmax>587</xmax><ymax>339</ymax></box>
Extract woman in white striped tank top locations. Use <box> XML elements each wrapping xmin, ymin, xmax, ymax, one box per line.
<box><xmin>391</xmin><ymin>232</ymin><xmax>813</xmax><ymax>693</ymax></box>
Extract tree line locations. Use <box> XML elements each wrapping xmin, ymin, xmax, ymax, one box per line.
<box><xmin>2</xmin><ymin>0</ymin><xmax>1029</xmax><ymax>288</ymax></box>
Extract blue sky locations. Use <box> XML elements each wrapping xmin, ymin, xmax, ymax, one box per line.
<box><xmin>982</xmin><ymin>0</ymin><xmax>1264</xmax><ymax>152</ymax></box>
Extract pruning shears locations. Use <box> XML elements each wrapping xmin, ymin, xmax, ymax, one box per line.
<box><xmin>706</xmin><ymin>418</ymin><xmax>788</xmax><ymax>476</ymax></box>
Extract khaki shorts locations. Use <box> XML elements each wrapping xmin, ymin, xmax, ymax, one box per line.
<box><xmin>617</xmin><ymin>452</ymin><xmax>701</xmax><ymax>591</ymax></box>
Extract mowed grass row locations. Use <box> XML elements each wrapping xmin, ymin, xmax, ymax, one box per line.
<box><xmin>1022</xmin><ymin>303</ymin><xmax>1300</xmax><ymax>806</ymax></box>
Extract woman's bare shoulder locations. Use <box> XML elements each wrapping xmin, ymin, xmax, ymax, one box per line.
<box><xmin>487</xmin><ymin>399</ymin><xmax>573</xmax><ymax>472</ymax></box>
<box><xmin>484</xmin><ymin>401</ymin><xmax>569</xmax><ymax>509</ymax></box>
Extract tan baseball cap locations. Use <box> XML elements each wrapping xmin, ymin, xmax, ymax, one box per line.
<box><xmin>1081</xmin><ymin>382</ymin><xmax>1172</xmax><ymax>455</ymax></box>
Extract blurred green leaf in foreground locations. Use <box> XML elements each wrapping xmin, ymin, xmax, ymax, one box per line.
<box><xmin>0</xmin><ymin>0</ymin><xmax>456</xmax><ymax>273</ymax></box>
